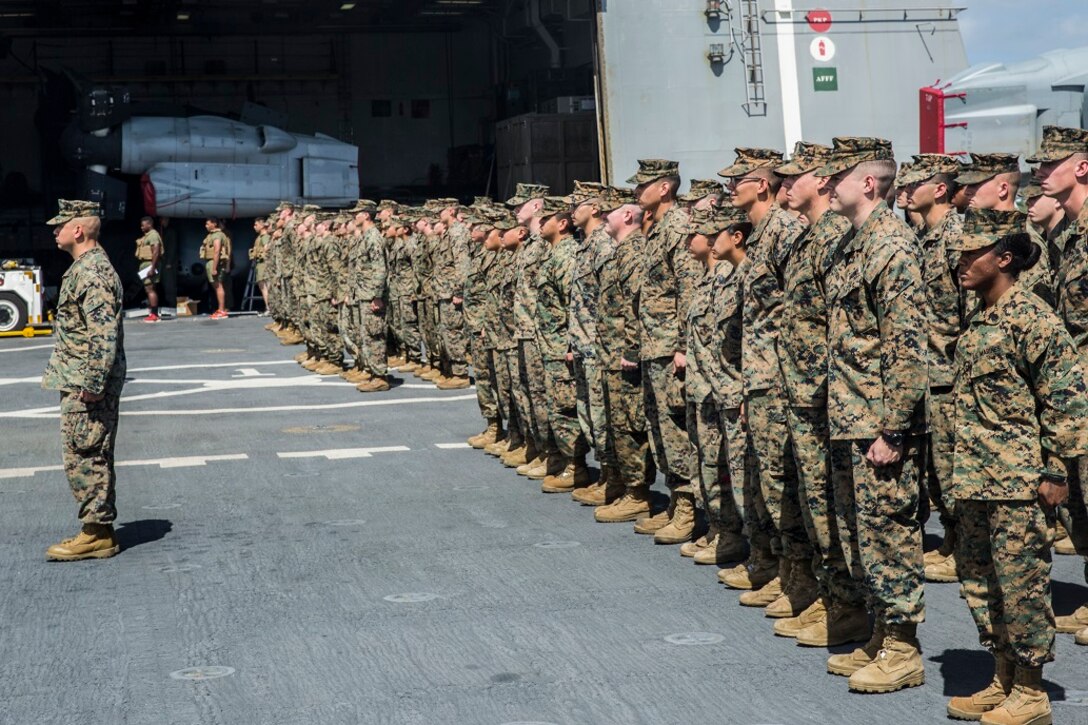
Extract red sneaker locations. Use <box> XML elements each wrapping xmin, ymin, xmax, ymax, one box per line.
<box><xmin>210</xmin><ymin>310</ymin><xmax>228</xmax><ymax>319</ymax></box>
<box><xmin>143</xmin><ymin>313</ymin><xmax>160</xmax><ymax>323</ymax></box>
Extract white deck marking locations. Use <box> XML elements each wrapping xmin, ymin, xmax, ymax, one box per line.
<box><xmin>435</xmin><ymin>443</ymin><xmax>471</xmax><ymax>449</ymax></box>
<box><xmin>277</xmin><ymin>446</ymin><xmax>410</xmax><ymax>460</ymax></box>
<box><xmin>0</xmin><ymin>465</ymin><xmax>63</xmax><ymax>479</ymax></box>
<box><xmin>127</xmin><ymin>360</ymin><xmax>297</xmax><ymax>373</ymax></box>
<box><xmin>116</xmin><ymin>454</ymin><xmax>249</xmax><ymax>469</ymax></box>
<box><xmin>232</xmin><ymin>368</ymin><xmax>275</xmax><ymax>378</ymax></box>
<box><xmin>0</xmin><ymin>343</ymin><xmax>54</xmax><ymax>353</ymax></box>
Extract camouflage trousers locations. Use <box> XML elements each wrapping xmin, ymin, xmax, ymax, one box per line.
<box><xmin>437</xmin><ymin>299</ymin><xmax>469</xmax><ymax>377</ymax></box>
<box><xmin>787</xmin><ymin>406</ymin><xmax>864</xmax><ymax>607</ymax></box>
<box><xmin>355</xmin><ymin>301</ymin><xmax>388</xmax><ymax>376</ymax></box>
<box><xmin>502</xmin><ymin>347</ymin><xmax>531</xmax><ymax>447</ymax></box>
<box><xmin>338</xmin><ymin>303</ymin><xmax>360</xmax><ymax>362</ymax></box>
<box><xmin>470</xmin><ymin>332</ymin><xmax>498</xmax><ymax>420</ymax></box>
<box><xmin>686</xmin><ymin>397</ymin><xmax>743</xmax><ymax>536</ymax></box>
<box><xmin>542</xmin><ymin>359</ymin><xmax>588</xmax><ymax>459</ymax></box>
<box><xmin>718</xmin><ymin>405</ymin><xmax>751</xmax><ymax>524</ymax></box>
<box><xmin>746</xmin><ymin>390</ymin><xmax>811</xmax><ymax>564</ymax></box>
<box><xmin>1057</xmin><ymin>457</ymin><xmax>1088</xmax><ymax>584</ymax></box>
<box><xmin>956</xmin><ymin>498</ymin><xmax>1055</xmax><ymax>668</ymax></box>
<box><xmin>391</xmin><ymin>298</ymin><xmax>422</xmax><ymax>363</ymax></box>
<box><xmin>925</xmin><ymin>389</ymin><xmax>959</xmax><ymax>544</ymax></box>
<box><xmin>517</xmin><ymin>339</ymin><xmax>553</xmax><ymax>454</ymax></box>
<box><xmin>831</xmin><ymin>437</ymin><xmax>926</xmax><ymax>625</ymax></box>
<box><xmin>573</xmin><ymin>355</ymin><xmax>615</xmax><ymax>467</ymax></box>
<box><xmin>317</xmin><ymin>299</ymin><xmax>343</xmax><ymax>365</ymax></box>
<box><xmin>420</xmin><ymin>298</ymin><xmax>441</xmax><ymax>366</ymax></box>
<box><xmin>60</xmin><ymin>392</ymin><xmax>119</xmax><ymax>525</ymax></box>
<box><xmin>494</xmin><ymin>347</ymin><xmax>520</xmax><ymax>441</ymax></box>
<box><xmin>602</xmin><ymin>369</ymin><xmax>653</xmax><ymax>489</ymax></box>
<box><xmin>641</xmin><ymin>356</ymin><xmax>692</xmax><ymax>490</ymax></box>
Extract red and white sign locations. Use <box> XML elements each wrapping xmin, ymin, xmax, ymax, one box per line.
<box><xmin>806</xmin><ymin>8</ymin><xmax>832</xmax><ymax>33</ymax></box>
<box><xmin>810</xmin><ymin>36</ymin><xmax>836</xmax><ymax>62</ymax></box>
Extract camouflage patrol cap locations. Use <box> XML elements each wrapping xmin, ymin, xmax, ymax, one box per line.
<box><xmin>274</xmin><ymin>201</ymin><xmax>295</xmax><ymax>212</ymax></box>
<box><xmin>900</xmin><ymin>153</ymin><xmax>962</xmax><ymax>186</ymax></box>
<box><xmin>472</xmin><ymin>195</ymin><xmax>493</xmax><ymax>207</ymax></box>
<box><xmin>505</xmin><ymin>183</ymin><xmax>550</xmax><ymax>207</ymax></box>
<box><xmin>46</xmin><ymin>199</ymin><xmax>102</xmax><ymax>225</ymax></box>
<box><xmin>489</xmin><ymin>208</ymin><xmax>521</xmax><ymax>230</ymax></box>
<box><xmin>423</xmin><ymin>198</ymin><xmax>458</xmax><ymax>212</ymax></box>
<box><xmin>601</xmin><ymin>186</ymin><xmax>638</xmax><ymax>212</ymax></box>
<box><xmin>1020</xmin><ymin>179</ymin><xmax>1044</xmax><ymax>200</ymax></box>
<box><xmin>955</xmin><ymin>153</ymin><xmax>1021</xmax><ymax>185</ymax></box>
<box><xmin>950</xmin><ymin>208</ymin><xmax>1027</xmax><ymax>252</ymax></box>
<box><xmin>349</xmin><ymin>199</ymin><xmax>378</xmax><ymax>214</ymax></box>
<box><xmin>718</xmin><ymin>148</ymin><xmax>784</xmax><ymax>178</ymax></box>
<box><xmin>678</xmin><ymin>179</ymin><xmax>725</xmax><ymax>202</ymax></box>
<box><xmin>539</xmin><ymin>196</ymin><xmax>572</xmax><ymax>218</ymax></box>
<box><xmin>377</xmin><ymin>199</ymin><xmax>399</xmax><ymax>211</ymax></box>
<box><xmin>815</xmin><ymin>137</ymin><xmax>895</xmax><ymax>177</ymax></box>
<box><xmin>565</xmin><ymin>180</ymin><xmax>609</xmax><ymax>206</ymax></box>
<box><xmin>1027</xmin><ymin>125</ymin><xmax>1088</xmax><ymax>163</ymax></box>
<box><xmin>893</xmin><ymin>162</ymin><xmax>915</xmax><ymax>189</ymax></box>
<box><xmin>626</xmin><ymin>159</ymin><xmax>680</xmax><ymax>186</ymax></box>
<box><xmin>774</xmin><ymin>142</ymin><xmax>834</xmax><ymax>177</ymax></box>
<box><xmin>683</xmin><ymin>204</ymin><xmax>748</xmax><ymax>235</ymax></box>
<box><xmin>334</xmin><ymin>213</ymin><xmax>352</xmax><ymax>225</ymax></box>
<box><xmin>301</xmin><ymin>204</ymin><xmax>322</xmax><ymax>214</ymax></box>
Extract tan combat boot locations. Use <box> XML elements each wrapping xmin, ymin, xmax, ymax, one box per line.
<box><xmin>719</xmin><ymin>551</ymin><xmax>778</xmax><ymax>589</ymax></box>
<box><xmin>738</xmin><ymin>576</ymin><xmax>783</xmax><ymax>607</ymax></box>
<box><xmin>517</xmin><ymin>454</ymin><xmax>546</xmax><ymax>476</ymax></box>
<box><xmin>468</xmin><ymin>419</ymin><xmax>500</xmax><ymax>449</ymax></box>
<box><xmin>693</xmin><ymin>531</ymin><xmax>747</xmax><ymax>565</ymax></box>
<box><xmin>797</xmin><ymin>601</ymin><xmax>870</xmax><ymax>647</ymax></box>
<box><xmin>485</xmin><ymin>437</ymin><xmax>515</xmax><ymax>457</ymax></box>
<box><xmin>595</xmin><ymin>486</ymin><xmax>652</xmax><ymax>523</ymax></box>
<box><xmin>1055</xmin><ymin>604</ymin><xmax>1088</xmax><ymax>633</ymax></box>
<box><xmin>396</xmin><ymin>360</ymin><xmax>420</xmax><ymax>372</ymax></box>
<box><xmin>979</xmin><ymin>666</ymin><xmax>1051</xmax><ymax>725</ymax></box>
<box><xmin>436</xmin><ymin>375</ymin><xmax>471</xmax><ymax>390</ymax></box>
<box><xmin>847</xmin><ymin>623</ymin><xmax>925</xmax><ymax>693</ymax></box>
<box><xmin>765</xmin><ymin>560</ymin><xmax>819</xmax><ymax>618</ymax></box>
<box><xmin>947</xmin><ymin>656</ymin><xmax>1014</xmax><ymax>720</ymax></box>
<box><xmin>925</xmin><ymin>552</ymin><xmax>959</xmax><ymax>583</ymax></box>
<box><xmin>301</xmin><ymin>356</ymin><xmax>321</xmax><ymax>371</ymax></box>
<box><xmin>387</xmin><ymin>355</ymin><xmax>403</xmax><ymax>367</ymax></box>
<box><xmin>294</xmin><ymin>351</ymin><xmax>310</xmax><ymax>363</ymax></box>
<box><xmin>653</xmin><ymin>491</ymin><xmax>696</xmax><ymax>545</ymax></box>
<box><xmin>634</xmin><ymin>491</ymin><xmax>677</xmax><ymax>535</ymax></box>
<box><xmin>501</xmin><ymin>444</ymin><xmax>530</xmax><ymax>468</ymax></box>
<box><xmin>680</xmin><ymin>527</ymin><xmax>716</xmax><ymax>558</ymax></box>
<box><xmin>828</xmin><ymin>620</ymin><xmax>886</xmax><ymax>676</ymax></box>
<box><xmin>542</xmin><ymin>458</ymin><xmax>590</xmax><ymax>493</ymax></box>
<box><xmin>356</xmin><ymin>376</ymin><xmax>391</xmax><ymax>393</ymax></box>
<box><xmin>1076</xmin><ymin>627</ymin><xmax>1087</xmax><ymax>645</ymax></box>
<box><xmin>1053</xmin><ymin>521</ymin><xmax>1076</xmax><ymax>555</ymax></box>
<box><xmin>528</xmin><ymin>452</ymin><xmax>564</xmax><ymax>480</ymax></box>
<box><xmin>774</xmin><ymin>597</ymin><xmax>827</xmax><ymax>638</ymax></box>
<box><xmin>316</xmin><ymin>361</ymin><xmax>343</xmax><ymax>376</ymax></box>
<box><xmin>572</xmin><ymin>467</ymin><xmax>613</xmax><ymax>505</ymax></box>
<box><xmin>46</xmin><ymin>523</ymin><xmax>120</xmax><ymax>561</ymax></box>
<box><xmin>578</xmin><ymin>478</ymin><xmax>625</xmax><ymax>507</ymax></box>
<box><xmin>420</xmin><ymin>368</ymin><xmax>444</xmax><ymax>381</ymax></box>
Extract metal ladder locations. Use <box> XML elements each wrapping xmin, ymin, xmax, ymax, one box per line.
<box><xmin>241</xmin><ymin>265</ymin><xmax>263</xmax><ymax>312</ymax></box>
<box><xmin>739</xmin><ymin>0</ymin><xmax>767</xmax><ymax>117</ymax></box>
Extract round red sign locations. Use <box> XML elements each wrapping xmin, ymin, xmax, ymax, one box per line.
<box><xmin>806</xmin><ymin>9</ymin><xmax>832</xmax><ymax>33</ymax></box>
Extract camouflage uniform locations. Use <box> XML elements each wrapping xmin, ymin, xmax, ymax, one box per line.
<box><xmin>391</xmin><ymin>224</ymin><xmax>422</xmax><ymax>363</ymax></box>
<box><xmin>354</xmin><ymin>219</ymin><xmax>389</xmax><ymax>377</ymax></box>
<box><xmin>41</xmin><ymin>201</ymin><xmax>126</xmax><ymax>525</ymax></box>
<box><xmin>463</xmin><ymin>211</ymin><xmax>499</xmax><ymax>422</ymax></box>
<box><xmin>413</xmin><ymin>227</ymin><xmax>440</xmax><ymax>368</ymax></box>
<box><xmin>630</xmin><ymin>160</ymin><xmax>702</xmax><ymax>490</ymax></box>
<box><xmin>435</xmin><ymin>207</ymin><xmax>471</xmax><ymax>378</ymax></box>
<box><xmin>821</xmin><ymin>179</ymin><xmax>928</xmax><ymax>625</ymax></box>
<box><xmin>250</xmin><ymin>229</ymin><xmax>270</xmax><ymax>284</ymax></box>
<box><xmin>568</xmin><ymin>183</ymin><xmax>617</xmax><ymax>471</ymax></box>
<box><xmin>489</xmin><ymin>235</ymin><xmax>522</xmax><ymax>443</ymax></box>
<box><xmin>597</xmin><ymin>226</ymin><xmax>652</xmax><ymax>491</ymax></box>
<box><xmin>774</xmin><ymin>150</ymin><xmax>860</xmax><ymax>606</ymax></box>
<box><xmin>1028</xmin><ymin>126</ymin><xmax>1088</xmax><ymax>570</ymax></box>
<box><xmin>951</xmin><ymin>210</ymin><xmax>1088</xmax><ymax>668</ymax></box>
<box><xmin>683</xmin><ymin>208</ymin><xmax>746</xmax><ymax>540</ymax></box>
<box><xmin>514</xmin><ymin>233</ymin><xmax>553</xmax><ymax>455</ymax></box>
<box><xmin>535</xmin><ymin>227</ymin><xmax>588</xmax><ymax>460</ymax></box>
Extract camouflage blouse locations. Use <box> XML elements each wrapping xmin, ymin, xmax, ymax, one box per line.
<box><xmin>953</xmin><ymin>285</ymin><xmax>1088</xmax><ymax>500</ymax></box>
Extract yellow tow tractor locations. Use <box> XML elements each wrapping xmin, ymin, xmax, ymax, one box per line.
<box><xmin>0</xmin><ymin>259</ymin><xmax>53</xmax><ymax>338</ymax></box>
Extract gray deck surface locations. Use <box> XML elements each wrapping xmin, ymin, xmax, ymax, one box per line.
<box><xmin>1</xmin><ymin>315</ymin><xmax>1086</xmax><ymax>725</ymax></box>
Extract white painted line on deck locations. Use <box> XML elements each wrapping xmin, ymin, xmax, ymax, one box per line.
<box><xmin>277</xmin><ymin>446</ymin><xmax>410</xmax><ymax>460</ymax></box>
<box><xmin>128</xmin><ymin>360</ymin><xmax>298</xmax><ymax>373</ymax></box>
<box><xmin>435</xmin><ymin>443</ymin><xmax>471</xmax><ymax>449</ymax></box>
<box><xmin>116</xmin><ymin>454</ymin><xmax>249</xmax><ymax>469</ymax></box>
<box><xmin>0</xmin><ymin>343</ymin><xmax>54</xmax><ymax>353</ymax></box>
<box><xmin>0</xmin><ymin>464</ymin><xmax>63</xmax><ymax>479</ymax></box>
<box><xmin>231</xmin><ymin>368</ymin><xmax>276</xmax><ymax>378</ymax></box>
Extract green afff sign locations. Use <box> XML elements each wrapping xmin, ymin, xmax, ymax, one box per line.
<box><xmin>813</xmin><ymin>67</ymin><xmax>838</xmax><ymax>92</ymax></box>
